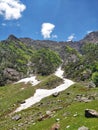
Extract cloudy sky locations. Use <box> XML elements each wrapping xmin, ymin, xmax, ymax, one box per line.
<box><xmin>0</xmin><ymin>0</ymin><xmax>98</xmax><ymax>41</ymax></box>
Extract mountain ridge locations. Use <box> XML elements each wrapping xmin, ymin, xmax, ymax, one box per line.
<box><xmin>0</xmin><ymin>31</ymin><xmax>98</xmax><ymax>86</ymax></box>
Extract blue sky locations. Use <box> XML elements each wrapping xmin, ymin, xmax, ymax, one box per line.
<box><xmin>0</xmin><ymin>0</ymin><xmax>98</xmax><ymax>41</ymax></box>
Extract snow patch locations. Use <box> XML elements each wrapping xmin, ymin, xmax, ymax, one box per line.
<box><xmin>55</xmin><ymin>66</ymin><xmax>64</xmax><ymax>78</ymax></box>
<box><xmin>15</xmin><ymin>76</ymin><xmax>40</xmax><ymax>86</ymax></box>
<box><xmin>15</xmin><ymin>79</ymin><xmax>73</xmax><ymax>112</ymax></box>
<box><xmin>14</xmin><ymin>66</ymin><xmax>74</xmax><ymax>112</ymax></box>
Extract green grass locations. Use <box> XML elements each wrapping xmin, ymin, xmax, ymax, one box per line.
<box><xmin>36</xmin><ymin>74</ymin><xmax>63</xmax><ymax>89</ymax></box>
<box><xmin>0</xmin><ymin>80</ymin><xmax>98</xmax><ymax>130</ymax></box>
<box><xmin>0</xmin><ymin>83</ymin><xmax>35</xmax><ymax>117</ymax></box>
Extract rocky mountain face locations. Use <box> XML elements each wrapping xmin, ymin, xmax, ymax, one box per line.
<box><xmin>20</xmin><ymin>31</ymin><xmax>98</xmax><ymax>53</ymax></box>
<box><xmin>81</xmin><ymin>31</ymin><xmax>98</xmax><ymax>44</ymax></box>
<box><xmin>0</xmin><ymin>31</ymin><xmax>98</xmax><ymax>86</ymax></box>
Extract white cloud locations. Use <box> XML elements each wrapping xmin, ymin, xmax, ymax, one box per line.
<box><xmin>0</xmin><ymin>0</ymin><xmax>26</xmax><ymax>20</ymax></box>
<box><xmin>67</xmin><ymin>34</ymin><xmax>75</xmax><ymax>41</ymax></box>
<box><xmin>41</xmin><ymin>23</ymin><xmax>55</xmax><ymax>39</ymax></box>
<box><xmin>87</xmin><ymin>30</ymin><xmax>92</xmax><ymax>34</ymax></box>
<box><xmin>52</xmin><ymin>34</ymin><xmax>58</xmax><ymax>39</ymax></box>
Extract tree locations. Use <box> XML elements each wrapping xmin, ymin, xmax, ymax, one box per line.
<box><xmin>32</xmin><ymin>48</ymin><xmax>62</xmax><ymax>75</ymax></box>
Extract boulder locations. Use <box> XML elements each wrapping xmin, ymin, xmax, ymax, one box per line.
<box><xmin>78</xmin><ymin>126</ymin><xmax>89</xmax><ymax>130</ymax></box>
<box><xmin>20</xmin><ymin>100</ymin><xmax>26</xmax><ymax>104</ymax></box>
<box><xmin>85</xmin><ymin>109</ymin><xmax>98</xmax><ymax>118</ymax></box>
<box><xmin>12</xmin><ymin>115</ymin><xmax>21</xmax><ymax>121</ymax></box>
<box><xmin>53</xmin><ymin>92</ymin><xmax>59</xmax><ymax>97</ymax></box>
<box><xmin>51</xmin><ymin>123</ymin><xmax>60</xmax><ymax>130</ymax></box>
<box><xmin>88</xmin><ymin>81</ymin><xmax>96</xmax><ymax>88</ymax></box>
<box><xmin>46</xmin><ymin>111</ymin><xmax>52</xmax><ymax>116</ymax></box>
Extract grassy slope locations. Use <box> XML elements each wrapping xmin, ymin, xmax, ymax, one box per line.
<box><xmin>0</xmin><ymin>75</ymin><xmax>63</xmax><ymax>130</ymax></box>
<box><xmin>28</xmin><ymin>83</ymin><xmax>98</xmax><ymax>130</ymax></box>
<box><xmin>0</xmin><ymin>80</ymin><xmax>98</xmax><ymax>130</ymax></box>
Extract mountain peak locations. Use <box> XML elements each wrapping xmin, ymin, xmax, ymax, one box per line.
<box><xmin>7</xmin><ymin>35</ymin><xmax>19</xmax><ymax>41</ymax></box>
<box><xmin>82</xmin><ymin>31</ymin><xmax>98</xmax><ymax>43</ymax></box>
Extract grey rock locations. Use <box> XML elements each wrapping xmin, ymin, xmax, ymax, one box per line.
<box><xmin>75</xmin><ymin>95</ymin><xmax>93</xmax><ymax>103</ymax></box>
<box><xmin>12</xmin><ymin>115</ymin><xmax>21</xmax><ymax>121</ymax></box>
<box><xmin>51</xmin><ymin>123</ymin><xmax>60</xmax><ymax>130</ymax></box>
<box><xmin>46</xmin><ymin>111</ymin><xmax>52</xmax><ymax>116</ymax></box>
<box><xmin>85</xmin><ymin>109</ymin><xmax>98</xmax><ymax>118</ymax></box>
<box><xmin>53</xmin><ymin>92</ymin><xmax>59</xmax><ymax>97</ymax></box>
<box><xmin>88</xmin><ymin>81</ymin><xmax>96</xmax><ymax>88</ymax></box>
<box><xmin>78</xmin><ymin>126</ymin><xmax>89</xmax><ymax>130</ymax></box>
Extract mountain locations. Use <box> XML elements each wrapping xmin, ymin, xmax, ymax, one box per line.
<box><xmin>81</xmin><ymin>31</ymin><xmax>98</xmax><ymax>44</ymax></box>
<box><xmin>0</xmin><ymin>32</ymin><xmax>98</xmax><ymax>130</ymax></box>
<box><xmin>20</xmin><ymin>31</ymin><xmax>98</xmax><ymax>52</ymax></box>
<box><xmin>0</xmin><ymin>36</ymin><xmax>61</xmax><ymax>85</ymax></box>
<box><xmin>0</xmin><ymin>31</ymin><xmax>98</xmax><ymax>86</ymax></box>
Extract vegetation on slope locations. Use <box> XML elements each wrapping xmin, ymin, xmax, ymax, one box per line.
<box><xmin>63</xmin><ymin>43</ymin><xmax>98</xmax><ymax>83</ymax></box>
<box><xmin>31</xmin><ymin>48</ymin><xmax>62</xmax><ymax>75</ymax></box>
<box><xmin>0</xmin><ymin>39</ymin><xmax>62</xmax><ymax>86</ymax></box>
<box><xmin>0</xmin><ymin>39</ymin><xmax>34</xmax><ymax>85</ymax></box>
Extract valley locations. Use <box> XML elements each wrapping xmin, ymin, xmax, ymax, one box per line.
<box><xmin>0</xmin><ymin>32</ymin><xmax>98</xmax><ymax>130</ymax></box>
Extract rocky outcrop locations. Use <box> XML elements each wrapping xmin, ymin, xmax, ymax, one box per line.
<box><xmin>85</xmin><ymin>109</ymin><xmax>98</xmax><ymax>118</ymax></box>
<box><xmin>74</xmin><ymin>94</ymin><xmax>95</xmax><ymax>103</ymax></box>
<box><xmin>81</xmin><ymin>31</ymin><xmax>98</xmax><ymax>44</ymax></box>
<box><xmin>3</xmin><ymin>68</ymin><xmax>21</xmax><ymax>83</ymax></box>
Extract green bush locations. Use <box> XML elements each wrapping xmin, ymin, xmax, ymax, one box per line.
<box><xmin>92</xmin><ymin>72</ymin><xmax>98</xmax><ymax>86</ymax></box>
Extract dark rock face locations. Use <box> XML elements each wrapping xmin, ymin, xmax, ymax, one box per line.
<box><xmin>7</xmin><ymin>34</ymin><xmax>20</xmax><ymax>41</ymax></box>
<box><xmin>85</xmin><ymin>109</ymin><xmax>98</xmax><ymax>118</ymax></box>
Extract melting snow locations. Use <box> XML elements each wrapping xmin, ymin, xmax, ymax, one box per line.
<box><xmin>55</xmin><ymin>66</ymin><xmax>64</xmax><ymax>78</ymax></box>
<box><xmin>15</xmin><ymin>76</ymin><xmax>40</xmax><ymax>86</ymax></box>
<box><xmin>14</xmin><ymin>66</ymin><xmax>74</xmax><ymax>112</ymax></box>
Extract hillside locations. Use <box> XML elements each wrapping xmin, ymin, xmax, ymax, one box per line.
<box><xmin>0</xmin><ymin>36</ymin><xmax>61</xmax><ymax>86</ymax></box>
<box><xmin>0</xmin><ymin>31</ymin><xmax>98</xmax><ymax>86</ymax></box>
<box><xmin>0</xmin><ymin>32</ymin><xmax>98</xmax><ymax>130</ymax></box>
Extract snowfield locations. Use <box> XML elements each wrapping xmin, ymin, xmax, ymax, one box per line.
<box><xmin>15</xmin><ymin>76</ymin><xmax>40</xmax><ymax>86</ymax></box>
<box><xmin>14</xmin><ymin>67</ymin><xmax>74</xmax><ymax>112</ymax></box>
